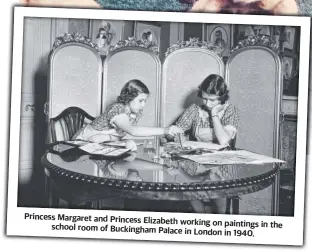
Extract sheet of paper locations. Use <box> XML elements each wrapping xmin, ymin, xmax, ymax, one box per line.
<box><xmin>180</xmin><ymin>150</ymin><xmax>286</xmax><ymax>165</ymax></box>
<box><xmin>79</xmin><ymin>142</ymin><xmax>113</xmax><ymax>154</ymax></box>
<box><xmin>182</xmin><ymin>141</ymin><xmax>227</xmax><ymax>151</ymax></box>
<box><xmin>65</xmin><ymin>140</ymin><xmax>91</xmax><ymax>146</ymax></box>
<box><xmin>103</xmin><ymin>140</ymin><xmax>144</xmax><ymax>147</ymax></box>
<box><xmin>79</xmin><ymin>142</ymin><xmax>130</xmax><ymax>156</ymax></box>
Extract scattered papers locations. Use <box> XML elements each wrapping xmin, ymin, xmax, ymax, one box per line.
<box><xmin>180</xmin><ymin>150</ymin><xmax>286</xmax><ymax>165</ymax></box>
<box><xmin>103</xmin><ymin>141</ymin><xmax>127</xmax><ymax>147</ymax></box>
<box><xmin>79</xmin><ymin>142</ymin><xmax>130</xmax><ymax>156</ymax></box>
<box><xmin>182</xmin><ymin>141</ymin><xmax>228</xmax><ymax>151</ymax></box>
<box><xmin>65</xmin><ymin>140</ymin><xmax>91</xmax><ymax>146</ymax></box>
<box><xmin>103</xmin><ymin>140</ymin><xmax>144</xmax><ymax>148</ymax></box>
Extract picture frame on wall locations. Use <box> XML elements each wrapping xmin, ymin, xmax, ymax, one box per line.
<box><xmin>282</xmin><ymin>55</ymin><xmax>298</xmax><ymax>97</ymax></box>
<box><xmin>134</xmin><ymin>21</ymin><xmax>161</xmax><ymax>49</ymax></box>
<box><xmin>283</xmin><ymin>56</ymin><xmax>294</xmax><ymax>80</ymax></box>
<box><xmin>206</xmin><ymin>24</ymin><xmax>231</xmax><ymax>57</ymax></box>
<box><xmin>283</xmin><ymin>27</ymin><xmax>296</xmax><ymax>51</ymax></box>
<box><xmin>89</xmin><ymin>20</ymin><xmax>122</xmax><ymax>56</ymax></box>
<box><xmin>233</xmin><ymin>24</ymin><xmax>274</xmax><ymax>46</ymax></box>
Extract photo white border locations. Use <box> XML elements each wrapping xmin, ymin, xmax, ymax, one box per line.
<box><xmin>6</xmin><ymin>7</ymin><xmax>310</xmax><ymax>246</ymax></box>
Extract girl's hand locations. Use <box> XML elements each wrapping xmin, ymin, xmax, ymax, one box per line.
<box><xmin>211</xmin><ymin>104</ymin><xmax>225</xmax><ymax>116</ymax></box>
<box><xmin>123</xmin><ymin>152</ymin><xmax>137</xmax><ymax>162</ymax></box>
<box><xmin>125</xmin><ymin>140</ymin><xmax>138</xmax><ymax>151</ymax></box>
<box><xmin>165</xmin><ymin>125</ymin><xmax>183</xmax><ymax>136</ymax></box>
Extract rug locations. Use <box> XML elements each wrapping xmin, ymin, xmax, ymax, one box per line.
<box><xmin>95</xmin><ymin>0</ymin><xmax>312</xmax><ymax>15</ymax></box>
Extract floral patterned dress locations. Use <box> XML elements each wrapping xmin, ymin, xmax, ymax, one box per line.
<box><xmin>72</xmin><ymin>103</ymin><xmax>142</xmax><ymax>142</ymax></box>
<box><xmin>175</xmin><ymin>103</ymin><xmax>239</xmax><ymax>146</ymax></box>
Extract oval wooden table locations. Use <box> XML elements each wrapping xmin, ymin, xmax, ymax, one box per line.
<box><xmin>41</xmin><ymin>143</ymin><xmax>280</xmax><ymax>215</ymax></box>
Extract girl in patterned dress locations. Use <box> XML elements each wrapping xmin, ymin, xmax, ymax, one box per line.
<box><xmin>171</xmin><ymin>74</ymin><xmax>239</xmax><ymax>213</ymax></box>
<box><xmin>72</xmin><ymin>79</ymin><xmax>182</xmax><ymax>149</ymax></box>
<box><xmin>174</xmin><ymin>74</ymin><xmax>239</xmax><ymax>148</ymax></box>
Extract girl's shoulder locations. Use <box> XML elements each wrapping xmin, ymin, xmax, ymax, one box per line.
<box><xmin>106</xmin><ymin>102</ymin><xmax>126</xmax><ymax>114</ymax></box>
<box><xmin>186</xmin><ymin>103</ymin><xmax>201</xmax><ymax>112</ymax></box>
<box><xmin>225</xmin><ymin>104</ymin><xmax>238</xmax><ymax>113</ymax></box>
<box><xmin>223</xmin><ymin>104</ymin><xmax>239</xmax><ymax>118</ymax></box>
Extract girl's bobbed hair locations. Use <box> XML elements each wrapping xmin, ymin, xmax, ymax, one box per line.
<box><xmin>117</xmin><ymin>79</ymin><xmax>150</xmax><ymax>104</ymax></box>
<box><xmin>198</xmin><ymin>74</ymin><xmax>229</xmax><ymax>104</ymax></box>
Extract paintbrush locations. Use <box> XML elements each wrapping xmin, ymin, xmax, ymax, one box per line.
<box><xmin>177</xmin><ymin>133</ymin><xmax>184</xmax><ymax>149</ymax></box>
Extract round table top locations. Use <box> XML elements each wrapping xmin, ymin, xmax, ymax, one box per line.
<box><xmin>42</xmin><ymin>141</ymin><xmax>279</xmax><ymax>201</ymax></box>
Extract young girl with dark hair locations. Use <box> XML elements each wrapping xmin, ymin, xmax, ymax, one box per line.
<box><xmin>72</xmin><ymin>79</ymin><xmax>182</xmax><ymax>146</ymax></box>
<box><xmin>174</xmin><ymin>74</ymin><xmax>239</xmax><ymax>148</ymax></box>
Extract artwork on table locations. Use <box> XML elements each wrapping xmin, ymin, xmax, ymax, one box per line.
<box><xmin>135</xmin><ymin>21</ymin><xmax>161</xmax><ymax>47</ymax></box>
<box><xmin>207</xmin><ymin>24</ymin><xmax>231</xmax><ymax>57</ymax></box>
<box><xmin>283</xmin><ymin>27</ymin><xmax>296</xmax><ymax>51</ymax></box>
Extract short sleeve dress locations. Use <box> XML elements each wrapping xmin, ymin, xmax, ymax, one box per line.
<box><xmin>72</xmin><ymin>103</ymin><xmax>142</xmax><ymax>142</ymax></box>
<box><xmin>175</xmin><ymin>103</ymin><xmax>239</xmax><ymax>146</ymax></box>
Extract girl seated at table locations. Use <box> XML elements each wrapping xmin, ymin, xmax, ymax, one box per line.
<box><xmin>171</xmin><ymin>74</ymin><xmax>239</xmax><ymax>148</ymax></box>
<box><xmin>72</xmin><ymin>79</ymin><xmax>182</xmax><ymax>150</ymax></box>
<box><xmin>169</xmin><ymin>74</ymin><xmax>239</xmax><ymax>213</ymax></box>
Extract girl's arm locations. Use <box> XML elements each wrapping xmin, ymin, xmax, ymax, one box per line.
<box><xmin>113</xmin><ymin>114</ymin><xmax>180</xmax><ymax>137</ymax></box>
<box><xmin>211</xmin><ymin>105</ymin><xmax>238</xmax><ymax>146</ymax></box>
<box><xmin>164</xmin><ymin>104</ymin><xmax>198</xmax><ymax>142</ymax></box>
<box><xmin>175</xmin><ymin>104</ymin><xmax>198</xmax><ymax>132</ymax></box>
<box><xmin>211</xmin><ymin>115</ymin><xmax>232</xmax><ymax>145</ymax></box>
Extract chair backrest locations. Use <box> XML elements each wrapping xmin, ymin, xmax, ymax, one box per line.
<box><xmin>226</xmin><ymin>41</ymin><xmax>282</xmax><ymax>158</ymax></box>
<box><xmin>47</xmin><ymin>33</ymin><xmax>102</xmax><ymax>120</ymax></box>
<box><xmin>102</xmin><ymin>38</ymin><xmax>161</xmax><ymax>129</ymax></box>
<box><xmin>225</xmin><ymin>36</ymin><xmax>283</xmax><ymax>216</ymax></box>
<box><xmin>49</xmin><ymin>106</ymin><xmax>95</xmax><ymax>143</ymax></box>
<box><xmin>161</xmin><ymin>38</ymin><xmax>224</xmax><ymax>127</ymax></box>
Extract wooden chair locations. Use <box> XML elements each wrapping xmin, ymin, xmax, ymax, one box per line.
<box><xmin>45</xmin><ymin>106</ymin><xmax>95</xmax><ymax>208</ymax></box>
<box><xmin>49</xmin><ymin>106</ymin><xmax>95</xmax><ymax>143</ymax></box>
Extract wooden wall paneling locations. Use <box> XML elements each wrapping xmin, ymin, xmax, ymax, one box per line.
<box><xmin>68</xmin><ymin>18</ymin><xmax>90</xmax><ymax>36</ymax></box>
<box><xmin>19</xmin><ymin>17</ymin><xmax>53</xmax><ymax>207</ymax></box>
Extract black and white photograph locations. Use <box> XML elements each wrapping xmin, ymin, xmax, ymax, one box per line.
<box><xmin>6</xmin><ymin>7</ymin><xmax>310</xmax><ymax>246</ymax></box>
<box><xmin>135</xmin><ymin>21</ymin><xmax>161</xmax><ymax>48</ymax></box>
<box><xmin>283</xmin><ymin>26</ymin><xmax>296</xmax><ymax>50</ymax></box>
<box><xmin>207</xmin><ymin>24</ymin><xmax>231</xmax><ymax>56</ymax></box>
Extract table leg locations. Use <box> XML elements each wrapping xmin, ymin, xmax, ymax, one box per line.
<box><xmin>232</xmin><ymin>197</ymin><xmax>240</xmax><ymax>214</ymax></box>
<box><xmin>272</xmin><ymin>169</ymin><xmax>280</xmax><ymax>216</ymax></box>
<box><xmin>44</xmin><ymin>172</ymin><xmax>52</xmax><ymax>207</ymax></box>
<box><xmin>44</xmin><ymin>170</ymin><xmax>59</xmax><ymax>208</ymax></box>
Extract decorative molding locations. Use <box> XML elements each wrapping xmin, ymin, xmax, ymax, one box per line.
<box><xmin>230</xmin><ymin>35</ymin><xmax>279</xmax><ymax>54</ymax></box>
<box><xmin>165</xmin><ymin>37</ymin><xmax>224</xmax><ymax>57</ymax></box>
<box><xmin>51</xmin><ymin>33</ymin><xmax>99</xmax><ymax>52</ymax></box>
<box><xmin>108</xmin><ymin>36</ymin><xmax>159</xmax><ymax>55</ymax></box>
